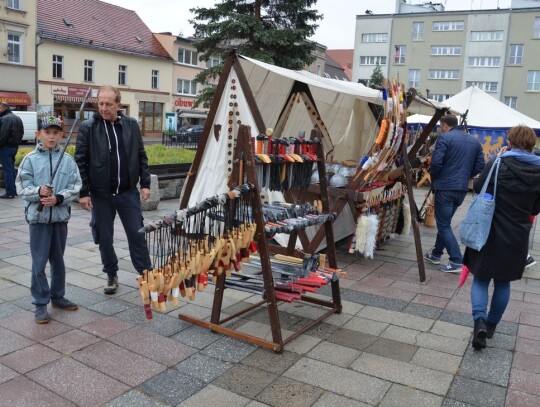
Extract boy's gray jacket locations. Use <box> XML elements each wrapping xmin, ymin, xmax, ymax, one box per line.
<box><xmin>15</xmin><ymin>144</ymin><xmax>82</xmax><ymax>224</ymax></box>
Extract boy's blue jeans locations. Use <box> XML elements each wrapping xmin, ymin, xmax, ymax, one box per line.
<box><xmin>30</xmin><ymin>222</ymin><xmax>68</xmax><ymax>306</ymax></box>
<box><xmin>470</xmin><ymin>275</ymin><xmax>511</xmax><ymax>324</ymax></box>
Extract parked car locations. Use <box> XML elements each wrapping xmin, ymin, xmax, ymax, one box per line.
<box><xmin>178</xmin><ymin>125</ymin><xmax>204</xmax><ymax>143</ymax></box>
<box><xmin>12</xmin><ymin>111</ymin><xmax>38</xmax><ymax>144</ymax></box>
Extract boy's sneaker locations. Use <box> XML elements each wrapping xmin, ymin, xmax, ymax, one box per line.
<box><xmin>425</xmin><ymin>252</ymin><xmax>441</xmax><ymax>265</ymax></box>
<box><xmin>35</xmin><ymin>305</ymin><xmax>50</xmax><ymax>324</ymax></box>
<box><xmin>52</xmin><ymin>298</ymin><xmax>78</xmax><ymax>311</ymax></box>
<box><xmin>525</xmin><ymin>255</ymin><xmax>536</xmax><ymax>269</ymax></box>
<box><xmin>104</xmin><ymin>275</ymin><xmax>118</xmax><ymax>295</ymax></box>
<box><xmin>440</xmin><ymin>262</ymin><xmax>462</xmax><ymax>273</ymax></box>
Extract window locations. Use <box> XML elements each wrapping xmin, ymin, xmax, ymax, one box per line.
<box><xmin>534</xmin><ymin>17</ymin><xmax>540</xmax><ymax>38</ymax></box>
<box><xmin>412</xmin><ymin>22</ymin><xmax>424</xmax><ymax>41</ymax></box>
<box><xmin>467</xmin><ymin>57</ymin><xmax>500</xmax><ymax>67</ymax></box>
<box><xmin>466</xmin><ymin>81</ymin><xmax>498</xmax><ymax>92</ymax></box>
<box><xmin>430</xmin><ymin>46</ymin><xmax>462</xmax><ymax>56</ymax></box>
<box><xmin>527</xmin><ymin>71</ymin><xmax>540</xmax><ymax>91</ymax></box>
<box><xmin>151</xmin><ymin>70</ymin><xmax>159</xmax><ymax>89</ymax></box>
<box><xmin>394</xmin><ymin>45</ymin><xmax>406</xmax><ymax>64</ymax></box>
<box><xmin>177</xmin><ymin>48</ymin><xmax>198</xmax><ymax>66</ymax></box>
<box><xmin>360</xmin><ymin>56</ymin><xmax>387</xmax><ymax>65</ymax></box>
<box><xmin>177</xmin><ymin>79</ymin><xmax>197</xmax><ymax>96</ymax></box>
<box><xmin>138</xmin><ymin>102</ymin><xmax>163</xmax><ymax>132</ymax></box>
<box><xmin>317</xmin><ymin>64</ymin><xmax>321</xmax><ymax>76</ymax></box>
<box><xmin>429</xmin><ymin>94</ymin><xmax>453</xmax><ymax>102</ymax></box>
<box><xmin>206</xmin><ymin>55</ymin><xmax>222</xmax><ymax>68</ymax></box>
<box><xmin>509</xmin><ymin>44</ymin><xmax>524</xmax><ymax>65</ymax></box>
<box><xmin>470</xmin><ymin>31</ymin><xmax>503</xmax><ymax>41</ymax></box>
<box><xmin>84</xmin><ymin>59</ymin><xmax>94</xmax><ymax>82</ymax></box>
<box><xmin>428</xmin><ymin>69</ymin><xmax>459</xmax><ymax>79</ymax></box>
<box><xmin>118</xmin><ymin>65</ymin><xmax>127</xmax><ymax>85</ymax></box>
<box><xmin>7</xmin><ymin>0</ymin><xmax>21</xmax><ymax>10</ymax></box>
<box><xmin>408</xmin><ymin>69</ymin><xmax>420</xmax><ymax>88</ymax></box>
<box><xmin>361</xmin><ymin>33</ymin><xmax>388</xmax><ymax>43</ymax></box>
<box><xmin>504</xmin><ymin>97</ymin><xmax>517</xmax><ymax>109</ymax></box>
<box><xmin>433</xmin><ymin>21</ymin><xmax>464</xmax><ymax>31</ymax></box>
<box><xmin>7</xmin><ymin>32</ymin><xmax>22</xmax><ymax>63</ymax></box>
<box><xmin>53</xmin><ymin>55</ymin><xmax>63</xmax><ymax>79</ymax></box>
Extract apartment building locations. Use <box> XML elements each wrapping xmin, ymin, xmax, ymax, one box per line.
<box><xmin>352</xmin><ymin>0</ymin><xmax>540</xmax><ymax>121</ymax></box>
<box><xmin>155</xmin><ymin>34</ymin><xmax>213</xmax><ymax>129</ymax></box>
<box><xmin>37</xmin><ymin>0</ymin><xmax>173</xmax><ymax>136</ymax></box>
<box><xmin>0</xmin><ymin>0</ymin><xmax>37</xmax><ymax>110</ymax></box>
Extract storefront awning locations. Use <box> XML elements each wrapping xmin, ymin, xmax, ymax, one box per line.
<box><xmin>178</xmin><ymin>110</ymin><xmax>207</xmax><ymax>119</ymax></box>
<box><xmin>0</xmin><ymin>91</ymin><xmax>32</xmax><ymax>106</ymax></box>
<box><xmin>54</xmin><ymin>95</ymin><xmax>98</xmax><ymax>103</ymax></box>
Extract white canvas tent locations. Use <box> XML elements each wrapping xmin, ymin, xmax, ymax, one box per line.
<box><xmin>408</xmin><ymin>85</ymin><xmax>540</xmax><ymax>132</ymax></box>
<box><xmin>184</xmin><ymin>53</ymin><xmax>455</xmax><ymax>208</ymax></box>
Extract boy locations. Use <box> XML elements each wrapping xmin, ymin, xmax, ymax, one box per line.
<box><xmin>15</xmin><ymin>116</ymin><xmax>82</xmax><ymax>324</ymax></box>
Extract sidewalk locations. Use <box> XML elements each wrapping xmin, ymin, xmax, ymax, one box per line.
<box><xmin>0</xmin><ymin>187</ymin><xmax>539</xmax><ymax>407</ymax></box>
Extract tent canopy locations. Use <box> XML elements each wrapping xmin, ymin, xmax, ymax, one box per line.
<box><xmin>408</xmin><ymin>85</ymin><xmax>540</xmax><ymax>131</ymax></box>
<box><xmin>238</xmin><ymin>55</ymin><xmax>456</xmax><ymax>162</ymax></box>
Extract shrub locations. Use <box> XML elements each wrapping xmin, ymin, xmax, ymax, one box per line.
<box><xmin>15</xmin><ymin>144</ymin><xmax>195</xmax><ymax>167</ymax></box>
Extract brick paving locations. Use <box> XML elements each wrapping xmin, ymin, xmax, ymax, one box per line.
<box><xmin>0</xmin><ymin>186</ymin><xmax>539</xmax><ymax>406</ymax></box>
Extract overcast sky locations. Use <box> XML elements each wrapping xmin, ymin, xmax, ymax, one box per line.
<box><xmin>103</xmin><ymin>0</ymin><xmax>513</xmax><ymax>49</ymax></box>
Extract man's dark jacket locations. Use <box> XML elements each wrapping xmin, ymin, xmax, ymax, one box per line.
<box><xmin>0</xmin><ymin>108</ymin><xmax>24</xmax><ymax>149</ymax></box>
<box><xmin>430</xmin><ymin>125</ymin><xmax>485</xmax><ymax>191</ymax></box>
<box><xmin>75</xmin><ymin>112</ymin><xmax>150</xmax><ymax>198</ymax></box>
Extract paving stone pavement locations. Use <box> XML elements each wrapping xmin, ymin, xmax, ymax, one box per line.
<box><xmin>1</xmin><ymin>186</ymin><xmax>540</xmax><ymax>406</ymax></box>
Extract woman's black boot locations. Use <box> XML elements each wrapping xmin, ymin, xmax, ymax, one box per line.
<box><xmin>472</xmin><ymin>318</ymin><xmax>487</xmax><ymax>350</ymax></box>
<box><xmin>486</xmin><ymin>322</ymin><xmax>497</xmax><ymax>339</ymax></box>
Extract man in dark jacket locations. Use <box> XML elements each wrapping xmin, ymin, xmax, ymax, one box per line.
<box><xmin>75</xmin><ymin>85</ymin><xmax>152</xmax><ymax>294</ymax></box>
<box><xmin>425</xmin><ymin>114</ymin><xmax>485</xmax><ymax>272</ymax></box>
<box><xmin>0</xmin><ymin>102</ymin><xmax>24</xmax><ymax>198</ymax></box>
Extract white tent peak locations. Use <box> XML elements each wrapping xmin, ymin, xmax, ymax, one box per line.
<box><xmin>409</xmin><ymin>85</ymin><xmax>540</xmax><ymax>130</ymax></box>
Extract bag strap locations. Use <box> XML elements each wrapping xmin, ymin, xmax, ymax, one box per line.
<box><xmin>479</xmin><ymin>158</ymin><xmax>501</xmax><ymax>197</ymax></box>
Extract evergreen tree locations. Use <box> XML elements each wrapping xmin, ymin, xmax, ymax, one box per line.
<box><xmin>190</xmin><ymin>0</ymin><xmax>322</xmax><ymax>107</ymax></box>
<box><xmin>370</xmin><ymin>64</ymin><xmax>384</xmax><ymax>87</ymax></box>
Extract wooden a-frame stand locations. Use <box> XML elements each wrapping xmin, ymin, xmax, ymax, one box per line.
<box><xmin>178</xmin><ymin>52</ymin><xmax>341</xmax><ymax>352</ymax></box>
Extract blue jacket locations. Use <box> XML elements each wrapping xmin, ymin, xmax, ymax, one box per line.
<box><xmin>15</xmin><ymin>143</ymin><xmax>82</xmax><ymax>224</ymax></box>
<box><xmin>430</xmin><ymin>126</ymin><xmax>485</xmax><ymax>191</ymax></box>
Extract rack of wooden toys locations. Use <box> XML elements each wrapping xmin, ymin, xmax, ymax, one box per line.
<box><xmin>137</xmin><ymin>125</ymin><xmax>342</xmax><ymax>352</ymax></box>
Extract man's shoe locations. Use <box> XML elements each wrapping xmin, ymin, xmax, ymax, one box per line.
<box><xmin>486</xmin><ymin>321</ymin><xmax>497</xmax><ymax>339</ymax></box>
<box><xmin>104</xmin><ymin>275</ymin><xmax>118</xmax><ymax>295</ymax></box>
<box><xmin>472</xmin><ymin>318</ymin><xmax>487</xmax><ymax>350</ymax></box>
<box><xmin>35</xmin><ymin>305</ymin><xmax>50</xmax><ymax>324</ymax></box>
<box><xmin>425</xmin><ymin>252</ymin><xmax>441</xmax><ymax>265</ymax></box>
<box><xmin>51</xmin><ymin>297</ymin><xmax>78</xmax><ymax>311</ymax></box>
<box><xmin>0</xmin><ymin>194</ymin><xmax>15</xmax><ymax>199</ymax></box>
<box><xmin>440</xmin><ymin>262</ymin><xmax>462</xmax><ymax>273</ymax></box>
<box><xmin>525</xmin><ymin>255</ymin><xmax>536</xmax><ymax>269</ymax></box>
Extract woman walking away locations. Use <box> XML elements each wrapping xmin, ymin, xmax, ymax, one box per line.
<box><xmin>464</xmin><ymin>125</ymin><xmax>540</xmax><ymax>350</ymax></box>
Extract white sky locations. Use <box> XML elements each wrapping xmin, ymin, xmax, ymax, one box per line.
<box><xmin>103</xmin><ymin>0</ymin><xmax>512</xmax><ymax>49</ymax></box>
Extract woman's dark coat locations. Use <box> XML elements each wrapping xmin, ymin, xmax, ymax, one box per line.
<box><xmin>463</xmin><ymin>156</ymin><xmax>540</xmax><ymax>281</ymax></box>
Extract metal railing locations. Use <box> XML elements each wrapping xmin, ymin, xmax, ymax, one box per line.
<box><xmin>161</xmin><ymin>132</ymin><xmax>199</xmax><ymax>149</ymax></box>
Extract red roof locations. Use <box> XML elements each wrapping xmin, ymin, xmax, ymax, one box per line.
<box><xmin>326</xmin><ymin>49</ymin><xmax>354</xmax><ymax>81</ymax></box>
<box><xmin>37</xmin><ymin>0</ymin><xmax>171</xmax><ymax>59</ymax></box>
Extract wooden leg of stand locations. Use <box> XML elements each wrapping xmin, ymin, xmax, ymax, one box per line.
<box><xmin>401</xmin><ymin>140</ymin><xmax>426</xmax><ymax>282</ymax></box>
<box><xmin>210</xmin><ymin>272</ymin><xmax>226</xmax><ymax>324</ymax></box>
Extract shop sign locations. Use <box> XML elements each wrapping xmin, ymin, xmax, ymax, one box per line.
<box><xmin>52</xmin><ymin>86</ymin><xmax>98</xmax><ymax>97</ymax></box>
<box><xmin>174</xmin><ymin>98</ymin><xmax>194</xmax><ymax>108</ymax></box>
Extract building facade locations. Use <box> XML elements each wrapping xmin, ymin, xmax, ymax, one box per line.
<box><xmin>353</xmin><ymin>1</ymin><xmax>540</xmax><ymax>121</ymax></box>
<box><xmin>37</xmin><ymin>0</ymin><xmax>173</xmax><ymax>136</ymax></box>
<box><xmin>0</xmin><ymin>0</ymin><xmax>36</xmax><ymax>110</ymax></box>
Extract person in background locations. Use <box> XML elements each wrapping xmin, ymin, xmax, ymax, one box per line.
<box><xmin>425</xmin><ymin>114</ymin><xmax>485</xmax><ymax>272</ymax></box>
<box><xmin>465</xmin><ymin>125</ymin><xmax>540</xmax><ymax>350</ymax></box>
<box><xmin>15</xmin><ymin>117</ymin><xmax>82</xmax><ymax>324</ymax></box>
<box><xmin>0</xmin><ymin>102</ymin><xmax>24</xmax><ymax>199</ymax></box>
<box><xmin>75</xmin><ymin>85</ymin><xmax>152</xmax><ymax>295</ymax></box>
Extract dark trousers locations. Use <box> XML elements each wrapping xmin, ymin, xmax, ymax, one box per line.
<box><xmin>29</xmin><ymin>222</ymin><xmax>68</xmax><ymax>306</ymax></box>
<box><xmin>0</xmin><ymin>146</ymin><xmax>18</xmax><ymax>196</ymax></box>
<box><xmin>90</xmin><ymin>188</ymin><xmax>151</xmax><ymax>275</ymax></box>
<box><xmin>432</xmin><ymin>190</ymin><xmax>467</xmax><ymax>264</ymax></box>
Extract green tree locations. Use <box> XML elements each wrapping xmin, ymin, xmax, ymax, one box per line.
<box><xmin>370</xmin><ymin>63</ymin><xmax>384</xmax><ymax>87</ymax></box>
<box><xmin>190</xmin><ymin>0</ymin><xmax>322</xmax><ymax>107</ymax></box>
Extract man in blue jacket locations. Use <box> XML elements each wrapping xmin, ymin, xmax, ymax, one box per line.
<box><xmin>425</xmin><ymin>114</ymin><xmax>485</xmax><ymax>272</ymax></box>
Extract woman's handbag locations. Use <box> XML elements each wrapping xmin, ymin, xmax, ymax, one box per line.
<box><xmin>459</xmin><ymin>158</ymin><xmax>501</xmax><ymax>251</ymax></box>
